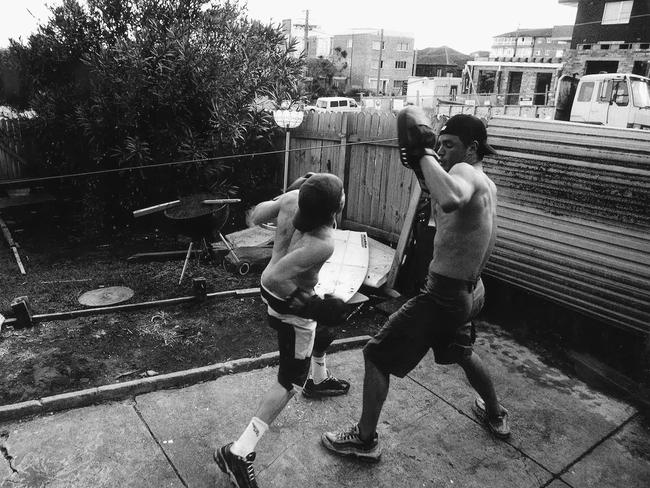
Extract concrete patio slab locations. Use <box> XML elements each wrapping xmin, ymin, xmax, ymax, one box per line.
<box><xmin>408</xmin><ymin>326</ymin><xmax>637</xmax><ymax>475</ymax></box>
<box><xmin>0</xmin><ymin>402</ymin><xmax>182</xmax><ymax>488</ymax></box>
<box><xmin>561</xmin><ymin>416</ymin><xmax>650</xmax><ymax>488</ymax></box>
<box><xmin>135</xmin><ymin>349</ymin><xmax>551</xmax><ymax>488</ymax></box>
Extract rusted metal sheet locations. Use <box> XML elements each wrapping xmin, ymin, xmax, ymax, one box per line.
<box><xmin>484</xmin><ymin>116</ymin><xmax>650</xmax><ymax>334</ymax></box>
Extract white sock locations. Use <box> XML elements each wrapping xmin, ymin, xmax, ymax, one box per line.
<box><xmin>311</xmin><ymin>354</ymin><xmax>328</xmax><ymax>384</ymax></box>
<box><xmin>230</xmin><ymin>417</ymin><xmax>268</xmax><ymax>457</ymax></box>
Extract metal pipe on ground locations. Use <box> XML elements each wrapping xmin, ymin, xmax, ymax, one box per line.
<box><xmin>2</xmin><ymin>287</ymin><xmax>261</xmax><ymax>329</ymax></box>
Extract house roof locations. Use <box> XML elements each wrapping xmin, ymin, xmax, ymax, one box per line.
<box><xmin>495</xmin><ymin>27</ymin><xmax>554</xmax><ymax>38</ymax></box>
<box><xmin>416</xmin><ymin>46</ymin><xmax>470</xmax><ymax>66</ymax></box>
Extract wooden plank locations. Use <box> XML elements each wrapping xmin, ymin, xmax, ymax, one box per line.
<box><xmin>0</xmin><ymin>215</ymin><xmax>26</xmax><ymax>274</ymax></box>
<box><xmin>386</xmin><ymin>183</ymin><xmax>422</xmax><ymax>289</ymax></box>
<box><xmin>133</xmin><ymin>200</ymin><xmax>180</xmax><ymax>218</ymax></box>
<box><xmin>341</xmin><ymin>219</ymin><xmax>399</xmax><ymax>243</ymax></box>
<box><xmin>365</xmin><ymin>236</ymin><xmax>396</xmax><ymax>288</ymax></box>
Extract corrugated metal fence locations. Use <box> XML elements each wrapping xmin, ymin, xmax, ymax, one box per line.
<box><xmin>483</xmin><ymin>117</ymin><xmax>650</xmax><ymax>335</ymax></box>
<box><xmin>288</xmin><ymin>112</ymin><xmax>650</xmax><ymax>335</ymax></box>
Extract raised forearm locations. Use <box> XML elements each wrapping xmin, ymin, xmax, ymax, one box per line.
<box><xmin>420</xmin><ymin>156</ymin><xmax>471</xmax><ymax>212</ymax></box>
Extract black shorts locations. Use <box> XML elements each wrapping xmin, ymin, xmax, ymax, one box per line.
<box><xmin>267</xmin><ymin>315</ymin><xmax>314</xmax><ymax>392</ymax></box>
<box><xmin>364</xmin><ymin>274</ymin><xmax>485</xmax><ymax>377</ymax></box>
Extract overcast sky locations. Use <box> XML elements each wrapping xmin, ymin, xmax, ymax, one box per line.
<box><xmin>1</xmin><ymin>0</ymin><xmax>578</xmax><ymax>54</ymax></box>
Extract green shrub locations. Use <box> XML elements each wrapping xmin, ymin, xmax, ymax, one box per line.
<box><xmin>5</xmin><ymin>0</ymin><xmax>304</xmax><ymax>233</ymax></box>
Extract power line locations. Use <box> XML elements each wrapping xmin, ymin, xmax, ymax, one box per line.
<box><xmin>0</xmin><ymin>137</ymin><xmax>397</xmax><ymax>187</ymax></box>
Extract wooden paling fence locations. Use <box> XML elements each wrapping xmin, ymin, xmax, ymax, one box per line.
<box><xmin>0</xmin><ymin>118</ymin><xmax>27</xmax><ymax>180</ymax></box>
<box><xmin>288</xmin><ymin>112</ymin><xmax>650</xmax><ymax>335</ymax></box>
<box><xmin>288</xmin><ymin>111</ymin><xmax>417</xmax><ymax>244</ymax></box>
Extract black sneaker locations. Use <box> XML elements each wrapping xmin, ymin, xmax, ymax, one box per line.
<box><xmin>214</xmin><ymin>442</ymin><xmax>259</xmax><ymax>488</ymax></box>
<box><xmin>303</xmin><ymin>371</ymin><xmax>350</xmax><ymax>398</ymax></box>
<box><xmin>321</xmin><ymin>424</ymin><xmax>382</xmax><ymax>462</ymax></box>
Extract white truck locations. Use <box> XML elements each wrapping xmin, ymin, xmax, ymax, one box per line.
<box><xmin>555</xmin><ymin>73</ymin><xmax>650</xmax><ymax>129</ymax></box>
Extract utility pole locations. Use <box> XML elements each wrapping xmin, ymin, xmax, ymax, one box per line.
<box><xmin>376</xmin><ymin>29</ymin><xmax>384</xmax><ymax>95</ymax></box>
<box><xmin>304</xmin><ymin>10</ymin><xmax>309</xmax><ymax>57</ymax></box>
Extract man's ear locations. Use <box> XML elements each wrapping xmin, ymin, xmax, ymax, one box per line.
<box><xmin>465</xmin><ymin>140</ymin><xmax>479</xmax><ymax>161</ymax></box>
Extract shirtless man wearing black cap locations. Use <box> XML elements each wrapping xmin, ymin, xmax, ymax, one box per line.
<box><xmin>322</xmin><ymin>109</ymin><xmax>509</xmax><ymax>463</ymax></box>
<box><xmin>215</xmin><ymin>173</ymin><xmax>350</xmax><ymax>488</ymax></box>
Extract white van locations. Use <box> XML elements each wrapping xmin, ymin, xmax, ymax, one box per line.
<box><xmin>567</xmin><ymin>73</ymin><xmax>650</xmax><ymax>129</ymax></box>
<box><xmin>305</xmin><ymin>97</ymin><xmax>361</xmax><ymax>113</ymax></box>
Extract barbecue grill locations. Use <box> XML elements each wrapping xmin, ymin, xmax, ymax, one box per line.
<box><xmin>133</xmin><ymin>193</ymin><xmax>246</xmax><ymax>283</ymax></box>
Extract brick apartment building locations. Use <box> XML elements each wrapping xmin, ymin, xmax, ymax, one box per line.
<box><xmin>331</xmin><ymin>30</ymin><xmax>415</xmax><ymax>95</ymax></box>
<box><xmin>463</xmin><ymin>24</ymin><xmax>572</xmax><ymax>106</ymax></box>
<box><xmin>559</xmin><ymin>0</ymin><xmax>650</xmax><ymax>76</ymax></box>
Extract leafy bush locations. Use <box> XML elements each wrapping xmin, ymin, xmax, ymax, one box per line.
<box><xmin>5</xmin><ymin>0</ymin><xmax>304</xmax><ymax>233</ymax></box>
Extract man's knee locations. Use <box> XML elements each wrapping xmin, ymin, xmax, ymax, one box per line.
<box><xmin>313</xmin><ymin>325</ymin><xmax>336</xmax><ymax>354</ymax></box>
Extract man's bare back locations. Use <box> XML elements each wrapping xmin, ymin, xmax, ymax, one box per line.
<box><xmin>249</xmin><ymin>182</ymin><xmax>337</xmax><ymax>300</ymax></box>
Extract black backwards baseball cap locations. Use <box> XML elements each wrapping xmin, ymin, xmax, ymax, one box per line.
<box><xmin>293</xmin><ymin>173</ymin><xmax>344</xmax><ymax>232</ymax></box>
<box><xmin>438</xmin><ymin>114</ymin><xmax>497</xmax><ymax>157</ymax></box>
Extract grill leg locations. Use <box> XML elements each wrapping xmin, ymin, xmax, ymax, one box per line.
<box><xmin>179</xmin><ymin>241</ymin><xmax>194</xmax><ymax>285</ymax></box>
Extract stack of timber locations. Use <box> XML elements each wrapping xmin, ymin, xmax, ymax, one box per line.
<box><xmin>483</xmin><ymin>116</ymin><xmax>650</xmax><ymax>334</ymax></box>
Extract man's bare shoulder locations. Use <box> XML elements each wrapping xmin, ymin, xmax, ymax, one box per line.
<box><xmin>279</xmin><ymin>190</ymin><xmax>299</xmax><ymax>208</ymax></box>
<box><xmin>295</xmin><ymin>228</ymin><xmax>335</xmax><ymax>258</ymax></box>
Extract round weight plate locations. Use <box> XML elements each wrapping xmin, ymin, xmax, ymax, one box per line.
<box><xmin>78</xmin><ymin>286</ymin><xmax>135</xmax><ymax>307</ymax></box>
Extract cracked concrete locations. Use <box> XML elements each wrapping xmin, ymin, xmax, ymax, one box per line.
<box><xmin>1</xmin><ymin>330</ymin><xmax>649</xmax><ymax>487</ymax></box>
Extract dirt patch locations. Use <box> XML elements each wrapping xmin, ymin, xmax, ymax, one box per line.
<box><xmin>0</xmin><ymin>204</ymin><xmax>385</xmax><ymax>406</ymax></box>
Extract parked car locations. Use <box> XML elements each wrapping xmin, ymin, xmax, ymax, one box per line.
<box><xmin>555</xmin><ymin>73</ymin><xmax>650</xmax><ymax>129</ymax></box>
<box><xmin>304</xmin><ymin>97</ymin><xmax>361</xmax><ymax>113</ymax></box>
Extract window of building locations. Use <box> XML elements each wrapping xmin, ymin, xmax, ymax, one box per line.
<box><xmin>619</xmin><ymin>43</ymin><xmax>630</xmax><ymax>49</ymax></box>
<box><xmin>393</xmin><ymin>80</ymin><xmax>403</xmax><ymax>88</ymax></box>
<box><xmin>372</xmin><ymin>41</ymin><xmax>385</xmax><ymax>50</ymax></box>
<box><xmin>478</xmin><ymin>70</ymin><xmax>496</xmax><ymax>93</ymax></box>
<box><xmin>600</xmin><ymin>44</ymin><xmax>611</xmax><ymax>50</ymax></box>
<box><xmin>580</xmin><ymin>44</ymin><xmax>592</xmax><ymax>50</ymax></box>
<box><xmin>395</xmin><ymin>61</ymin><xmax>407</xmax><ymax>69</ymax></box>
<box><xmin>641</xmin><ymin>43</ymin><xmax>650</xmax><ymax>50</ymax></box>
<box><xmin>397</xmin><ymin>42</ymin><xmax>409</xmax><ymax>51</ymax></box>
<box><xmin>577</xmin><ymin>82</ymin><xmax>595</xmax><ymax>102</ymax></box>
<box><xmin>602</xmin><ymin>1</ymin><xmax>633</xmax><ymax>25</ymax></box>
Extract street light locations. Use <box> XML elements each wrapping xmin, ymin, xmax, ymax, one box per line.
<box><xmin>272</xmin><ymin>109</ymin><xmax>304</xmax><ymax>192</ymax></box>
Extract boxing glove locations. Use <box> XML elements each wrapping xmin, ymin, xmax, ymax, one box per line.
<box><xmin>289</xmin><ymin>292</ymin><xmax>350</xmax><ymax>327</ymax></box>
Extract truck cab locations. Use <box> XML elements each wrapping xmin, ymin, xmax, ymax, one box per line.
<box><xmin>566</xmin><ymin>73</ymin><xmax>650</xmax><ymax>129</ymax></box>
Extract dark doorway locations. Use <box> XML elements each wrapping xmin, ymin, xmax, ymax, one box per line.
<box><xmin>585</xmin><ymin>60</ymin><xmax>619</xmax><ymax>74</ymax></box>
<box><xmin>534</xmin><ymin>72</ymin><xmax>552</xmax><ymax>105</ymax></box>
<box><xmin>506</xmin><ymin>71</ymin><xmax>522</xmax><ymax>105</ymax></box>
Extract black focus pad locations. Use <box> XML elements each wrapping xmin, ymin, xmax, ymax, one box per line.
<box><xmin>397</xmin><ymin>106</ymin><xmax>438</xmax><ymax>178</ymax></box>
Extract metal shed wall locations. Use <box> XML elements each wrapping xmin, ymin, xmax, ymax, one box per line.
<box><xmin>483</xmin><ymin>117</ymin><xmax>650</xmax><ymax>334</ymax></box>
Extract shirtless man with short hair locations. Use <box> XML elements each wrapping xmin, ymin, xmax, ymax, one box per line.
<box><xmin>322</xmin><ymin>110</ymin><xmax>509</xmax><ymax>463</ymax></box>
<box><xmin>215</xmin><ymin>173</ymin><xmax>349</xmax><ymax>488</ymax></box>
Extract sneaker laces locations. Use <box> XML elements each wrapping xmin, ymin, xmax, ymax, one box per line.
<box><xmin>336</xmin><ymin>425</ymin><xmax>361</xmax><ymax>441</ymax></box>
<box><xmin>243</xmin><ymin>455</ymin><xmax>256</xmax><ymax>482</ymax></box>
